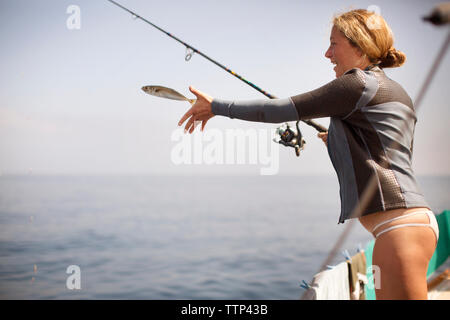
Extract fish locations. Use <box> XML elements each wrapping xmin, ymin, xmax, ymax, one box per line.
<box><xmin>141</xmin><ymin>85</ymin><xmax>196</xmax><ymax>105</ymax></box>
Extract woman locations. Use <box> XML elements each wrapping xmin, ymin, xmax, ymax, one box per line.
<box><xmin>178</xmin><ymin>9</ymin><xmax>439</xmax><ymax>300</ymax></box>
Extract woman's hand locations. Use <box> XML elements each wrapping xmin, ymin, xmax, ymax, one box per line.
<box><xmin>318</xmin><ymin>132</ymin><xmax>328</xmax><ymax>146</ymax></box>
<box><xmin>178</xmin><ymin>86</ymin><xmax>215</xmax><ymax>133</ymax></box>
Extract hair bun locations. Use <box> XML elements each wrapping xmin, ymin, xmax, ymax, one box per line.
<box><xmin>379</xmin><ymin>47</ymin><xmax>406</xmax><ymax>68</ymax></box>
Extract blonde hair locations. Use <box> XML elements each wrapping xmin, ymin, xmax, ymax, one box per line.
<box><xmin>333</xmin><ymin>9</ymin><xmax>406</xmax><ymax>68</ymax></box>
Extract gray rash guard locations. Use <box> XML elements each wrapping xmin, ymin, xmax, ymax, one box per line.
<box><xmin>211</xmin><ymin>65</ymin><xmax>429</xmax><ymax>223</ymax></box>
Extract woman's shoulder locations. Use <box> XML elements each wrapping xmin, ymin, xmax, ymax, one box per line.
<box><xmin>336</xmin><ymin>66</ymin><xmax>414</xmax><ymax>111</ymax></box>
<box><xmin>367</xmin><ymin>68</ymin><xmax>414</xmax><ymax>109</ymax></box>
<box><xmin>335</xmin><ymin>67</ymin><xmax>376</xmax><ymax>97</ymax></box>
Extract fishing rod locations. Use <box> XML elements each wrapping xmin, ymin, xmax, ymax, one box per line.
<box><xmin>106</xmin><ymin>0</ymin><xmax>327</xmax><ymax>155</ymax></box>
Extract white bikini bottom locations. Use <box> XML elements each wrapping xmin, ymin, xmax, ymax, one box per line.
<box><xmin>372</xmin><ymin>210</ymin><xmax>439</xmax><ymax>242</ymax></box>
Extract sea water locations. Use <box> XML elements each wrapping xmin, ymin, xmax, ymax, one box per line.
<box><xmin>0</xmin><ymin>175</ymin><xmax>448</xmax><ymax>299</ymax></box>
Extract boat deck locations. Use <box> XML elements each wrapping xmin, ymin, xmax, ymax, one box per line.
<box><xmin>427</xmin><ymin>259</ymin><xmax>450</xmax><ymax>300</ymax></box>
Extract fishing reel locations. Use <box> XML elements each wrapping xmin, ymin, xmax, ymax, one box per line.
<box><xmin>273</xmin><ymin>121</ymin><xmax>306</xmax><ymax>157</ymax></box>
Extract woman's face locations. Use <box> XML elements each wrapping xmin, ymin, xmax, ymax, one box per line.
<box><xmin>325</xmin><ymin>26</ymin><xmax>369</xmax><ymax>78</ymax></box>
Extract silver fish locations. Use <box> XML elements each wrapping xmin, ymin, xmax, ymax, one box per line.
<box><xmin>141</xmin><ymin>85</ymin><xmax>196</xmax><ymax>105</ymax></box>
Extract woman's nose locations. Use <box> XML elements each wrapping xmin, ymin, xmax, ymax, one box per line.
<box><xmin>325</xmin><ymin>46</ymin><xmax>332</xmax><ymax>59</ymax></box>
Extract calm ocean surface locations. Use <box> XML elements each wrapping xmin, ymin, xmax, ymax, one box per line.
<box><xmin>0</xmin><ymin>175</ymin><xmax>448</xmax><ymax>299</ymax></box>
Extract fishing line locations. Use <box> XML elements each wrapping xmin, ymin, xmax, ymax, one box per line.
<box><xmin>106</xmin><ymin>0</ymin><xmax>327</xmax><ymax>135</ymax></box>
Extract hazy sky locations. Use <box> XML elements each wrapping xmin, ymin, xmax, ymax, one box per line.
<box><xmin>0</xmin><ymin>0</ymin><xmax>448</xmax><ymax>176</ymax></box>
